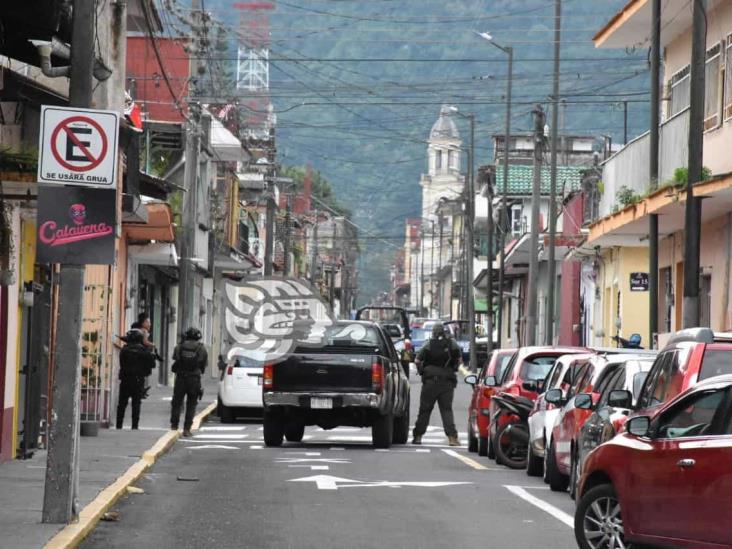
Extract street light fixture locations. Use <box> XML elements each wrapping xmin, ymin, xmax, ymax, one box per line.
<box><xmin>475</xmin><ymin>30</ymin><xmax>513</xmax><ymax>350</ymax></box>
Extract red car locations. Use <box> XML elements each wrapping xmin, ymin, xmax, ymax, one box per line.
<box><xmin>487</xmin><ymin>346</ymin><xmax>586</xmax><ymax>461</ymax></box>
<box><xmin>465</xmin><ymin>349</ymin><xmax>515</xmax><ymax>456</ymax></box>
<box><xmin>544</xmin><ymin>351</ymin><xmax>656</xmax><ymax>494</ymax></box>
<box><xmin>575</xmin><ymin>374</ymin><xmax>732</xmax><ymax>549</ymax></box>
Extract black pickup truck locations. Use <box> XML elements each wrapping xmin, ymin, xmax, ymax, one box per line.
<box><xmin>262</xmin><ymin>320</ymin><xmax>410</xmax><ymax>449</ymax></box>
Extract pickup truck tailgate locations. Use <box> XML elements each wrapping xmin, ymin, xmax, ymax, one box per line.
<box><xmin>274</xmin><ymin>353</ymin><xmax>374</xmax><ymax>392</ymax></box>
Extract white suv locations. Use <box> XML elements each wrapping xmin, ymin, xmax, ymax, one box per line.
<box><xmin>218</xmin><ymin>354</ymin><xmax>264</xmax><ymax>422</ymax></box>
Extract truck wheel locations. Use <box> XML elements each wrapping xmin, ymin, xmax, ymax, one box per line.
<box><xmin>219</xmin><ymin>400</ymin><xmax>235</xmax><ymax>424</ymax></box>
<box><xmin>392</xmin><ymin>398</ymin><xmax>410</xmax><ymax>444</ymax></box>
<box><xmin>285</xmin><ymin>422</ymin><xmax>305</xmax><ymax>443</ymax></box>
<box><xmin>545</xmin><ymin>440</ymin><xmax>569</xmax><ymax>492</ymax></box>
<box><xmin>263</xmin><ymin>410</ymin><xmax>285</xmax><ymax>447</ymax></box>
<box><xmin>372</xmin><ymin>411</ymin><xmax>393</xmax><ymax>449</ymax></box>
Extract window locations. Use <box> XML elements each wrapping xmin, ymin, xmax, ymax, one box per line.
<box><xmin>724</xmin><ymin>34</ymin><xmax>732</xmax><ymax>120</ymax></box>
<box><xmin>500</xmin><ymin>353</ymin><xmax>518</xmax><ymax>384</ymax></box>
<box><xmin>495</xmin><ymin>352</ymin><xmax>514</xmax><ymax>382</ymax></box>
<box><xmin>598</xmin><ymin>367</ymin><xmax>626</xmax><ymax>407</ymax></box>
<box><xmin>638</xmin><ymin>351</ymin><xmax>674</xmax><ymax>409</ymax></box>
<box><xmin>520</xmin><ymin>356</ymin><xmax>557</xmax><ymax>382</ymax></box>
<box><xmin>669</xmin><ymin>65</ymin><xmax>690</xmax><ymax>118</ymax></box>
<box><xmin>700</xmin><ymin>349</ymin><xmax>732</xmax><ymax>381</ymax></box>
<box><xmin>656</xmin><ymin>389</ymin><xmax>728</xmax><ymax>439</ymax></box>
<box><xmin>510</xmin><ymin>204</ymin><xmax>524</xmax><ymax>237</ymax></box>
<box><xmin>705</xmin><ymin>43</ymin><xmax>722</xmax><ymax>130</ymax></box>
<box><xmin>436</xmin><ymin>150</ymin><xmax>443</xmax><ymax>170</ymax></box>
<box><xmin>594</xmin><ymin>364</ymin><xmax>622</xmax><ymax>396</ymax></box>
<box><xmin>546</xmin><ymin>361</ymin><xmax>565</xmax><ymax>390</ymax></box>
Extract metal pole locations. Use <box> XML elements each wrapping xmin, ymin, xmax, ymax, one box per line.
<box><xmin>649</xmin><ymin>0</ymin><xmax>661</xmax><ymax>346</ymax></box>
<box><xmin>330</xmin><ymin>221</ymin><xmax>337</xmax><ymax>311</ymax></box>
<box><xmin>42</xmin><ymin>0</ymin><xmax>94</xmax><ymax>523</ymax></box>
<box><xmin>283</xmin><ymin>192</ymin><xmax>292</xmax><ymax>275</ymax></box>
<box><xmin>623</xmin><ymin>100</ymin><xmax>629</xmax><ymax>145</ymax></box>
<box><xmin>264</xmin><ymin>195</ymin><xmax>275</xmax><ymax>276</ymax></box>
<box><xmin>526</xmin><ymin>105</ymin><xmax>545</xmax><ymax>346</ymax></box>
<box><xmin>546</xmin><ymin>0</ymin><xmax>561</xmax><ymax>345</ymax></box>
<box><xmin>683</xmin><ymin>0</ymin><xmax>706</xmax><ymax>328</ymax></box>
<box><xmin>419</xmin><ymin>226</ymin><xmax>425</xmax><ymax>315</ymax></box>
<box><xmin>485</xmin><ymin>173</ymin><xmax>494</xmax><ymax>353</ymax></box>
<box><xmin>467</xmin><ymin>115</ymin><xmax>478</xmax><ymax>370</ymax></box>
<box><xmin>309</xmin><ymin>209</ymin><xmax>319</xmax><ymax>285</ymax></box>
<box><xmin>430</xmin><ymin>219</ymin><xmax>435</xmax><ymax>315</ymax></box>
<box><xmin>496</xmin><ymin>47</ymin><xmax>513</xmax><ymax>349</ymax></box>
<box><xmin>438</xmin><ymin>214</ymin><xmax>444</xmax><ymax>316</ymax></box>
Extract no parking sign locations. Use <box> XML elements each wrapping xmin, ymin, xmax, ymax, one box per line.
<box><xmin>37</xmin><ymin>105</ymin><xmax>119</xmax><ymax>188</ymax></box>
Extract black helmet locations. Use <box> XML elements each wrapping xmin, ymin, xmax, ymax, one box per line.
<box><xmin>184</xmin><ymin>327</ymin><xmax>202</xmax><ymax>341</ymax></box>
<box><xmin>124</xmin><ymin>329</ymin><xmax>144</xmax><ymax>344</ymax></box>
<box><xmin>431</xmin><ymin>322</ymin><xmax>446</xmax><ymax>339</ymax></box>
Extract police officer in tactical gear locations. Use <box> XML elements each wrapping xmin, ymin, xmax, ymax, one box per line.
<box><xmin>117</xmin><ymin>330</ymin><xmax>156</xmax><ymax>430</ymax></box>
<box><xmin>170</xmin><ymin>327</ymin><xmax>208</xmax><ymax>437</ymax></box>
<box><xmin>412</xmin><ymin>322</ymin><xmax>462</xmax><ymax>446</ymax></box>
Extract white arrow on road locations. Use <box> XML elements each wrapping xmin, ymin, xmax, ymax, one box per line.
<box><xmin>288</xmin><ymin>475</ymin><xmax>472</xmax><ymax>491</ymax></box>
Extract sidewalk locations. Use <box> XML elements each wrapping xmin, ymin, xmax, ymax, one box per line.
<box><xmin>0</xmin><ymin>374</ymin><xmax>219</xmax><ymax>549</ymax></box>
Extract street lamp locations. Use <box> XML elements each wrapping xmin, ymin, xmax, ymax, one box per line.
<box><xmin>447</xmin><ymin>106</ymin><xmax>477</xmax><ymax>371</ymax></box>
<box><xmin>475</xmin><ymin>31</ymin><xmax>513</xmax><ymax>350</ymax></box>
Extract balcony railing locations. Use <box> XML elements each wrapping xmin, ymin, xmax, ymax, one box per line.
<box><xmin>596</xmin><ymin>108</ymin><xmax>690</xmax><ymax>220</ymax></box>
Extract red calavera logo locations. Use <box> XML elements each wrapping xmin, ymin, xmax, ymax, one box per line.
<box><xmin>68</xmin><ymin>203</ymin><xmax>86</xmax><ymax>225</ymax></box>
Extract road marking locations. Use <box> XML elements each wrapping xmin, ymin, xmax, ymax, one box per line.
<box><xmin>193</xmin><ymin>433</ymin><xmax>249</xmax><ymax>439</ymax></box>
<box><xmin>281</xmin><ymin>451</ymin><xmax>321</xmax><ymax>456</ymax></box>
<box><xmin>441</xmin><ymin>449</ymin><xmax>490</xmax><ymax>470</ymax></box>
<box><xmin>289</xmin><ymin>475</ymin><xmax>472</xmax><ymax>491</ymax></box>
<box><xmin>250</xmin><ymin>445</ymin><xmax>263</xmax><ymax>449</ymax></box>
<box><xmin>329</xmin><ymin>447</ymin><xmax>346</xmax><ymax>451</ymax></box>
<box><xmin>276</xmin><ymin>458</ymin><xmax>350</xmax><ymax>464</ymax></box>
<box><xmin>504</xmin><ymin>485</ymin><xmax>573</xmax><ymax>528</ymax></box>
<box><xmin>186</xmin><ymin>444</ymin><xmax>239</xmax><ymax>450</ymax></box>
<box><xmin>288</xmin><ymin>465</ymin><xmax>330</xmax><ymax>471</ymax></box>
<box><xmin>200</xmin><ymin>426</ymin><xmax>247</xmax><ymax>431</ymax></box>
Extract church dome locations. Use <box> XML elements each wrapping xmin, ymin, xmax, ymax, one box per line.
<box><xmin>429</xmin><ymin>105</ymin><xmax>460</xmax><ymax>140</ymax></box>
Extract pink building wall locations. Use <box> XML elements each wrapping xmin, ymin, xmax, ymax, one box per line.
<box><xmin>559</xmin><ymin>193</ymin><xmax>583</xmax><ymax>346</ymax></box>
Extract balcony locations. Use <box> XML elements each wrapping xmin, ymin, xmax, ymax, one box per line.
<box><xmin>597</xmin><ymin>108</ymin><xmax>689</xmax><ymax>220</ymax></box>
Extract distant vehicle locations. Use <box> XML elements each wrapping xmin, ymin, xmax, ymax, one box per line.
<box><xmin>217</xmin><ymin>355</ymin><xmax>264</xmax><ymax>423</ymax></box>
<box><xmin>409</xmin><ymin>326</ymin><xmax>433</xmax><ymax>353</ymax></box>
<box><xmin>575</xmin><ymin>357</ymin><xmax>654</xmax><ymax>498</ymax></box>
<box><xmin>575</xmin><ymin>374</ymin><xmax>732</xmax><ymax>549</ymax></box>
<box><xmin>465</xmin><ymin>349</ymin><xmax>516</xmax><ymax>456</ymax></box>
<box><xmin>381</xmin><ymin>323</ymin><xmax>403</xmax><ymax>341</ymax></box>
<box><xmin>262</xmin><ymin>321</ymin><xmax>410</xmax><ymax>449</ymax></box>
<box><xmin>526</xmin><ymin>352</ymin><xmax>595</xmax><ymax>477</ymax></box>
<box><xmin>444</xmin><ymin>320</ymin><xmax>488</xmax><ymax>368</ymax></box>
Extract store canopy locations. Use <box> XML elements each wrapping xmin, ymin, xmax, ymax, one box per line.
<box><xmin>211</xmin><ymin>117</ymin><xmax>248</xmax><ymax>163</ymax></box>
<box><xmin>125</xmin><ymin>201</ymin><xmax>175</xmax><ymax>242</ymax></box>
<box><xmin>128</xmin><ymin>243</ymin><xmax>178</xmax><ymax>267</ymax></box>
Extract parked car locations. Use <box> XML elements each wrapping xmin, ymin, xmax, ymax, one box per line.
<box><xmin>465</xmin><ymin>348</ymin><xmax>516</xmax><ymax>456</ymax></box>
<box><xmin>486</xmin><ymin>346</ymin><xmax>587</xmax><ymax>461</ymax></box>
<box><xmin>544</xmin><ymin>351</ymin><xmax>656</xmax><ymax>493</ymax></box>
<box><xmin>409</xmin><ymin>326</ymin><xmax>432</xmax><ymax>353</ymax></box>
<box><xmin>526</xmin><ymin>352</ymin><xmax>595</xmax><ymax>476</ymax></box>
<box><xmin>575</xmin><ymin>374</ymin><xmax>732</xmax><ymax>549</ymax></box>
<box><xmin>573</xmin><ymin>357</ymin><xmax>654</xmax><ymax>498</ymax></box>
<box><xmin>217</xmin><ymin>354</ymin><xmax>265</xmax><ymax>423</ymax></box>
<box><xmin>261</xmin><ymin>321</ymin><xmax>410</xmax><ymax>448</ymax></box>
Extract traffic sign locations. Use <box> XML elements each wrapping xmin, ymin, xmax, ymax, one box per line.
<box><xmin>37</xmin><ymin>105</ymin><xmax>119</xmax><ymax>188</ymax></box>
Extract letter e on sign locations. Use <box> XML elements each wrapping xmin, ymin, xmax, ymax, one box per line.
<box><xmin>37</xmin><ymin>105</ymin><xmax>119</xmax><ymax>188</ymax></box>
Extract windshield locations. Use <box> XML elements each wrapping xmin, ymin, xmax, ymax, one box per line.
<box><xmin>699</xmin><ymin>349</ymin><xmax>732</xmax><ymax>380</ymax></box>
<box><xmin>411</xmin><ymin>328</ymin><xmax>430</xmax><ymax>341</ymax></box>
<box><xmin>520</xmin><ymin>355</ymin><xmax>558</xmax><ymax>381</ymax></box>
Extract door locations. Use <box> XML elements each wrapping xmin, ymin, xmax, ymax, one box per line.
<box><xmin>626</xmin><ymin>387</ymin><xmax>732</xmax><ymax>543</ymax></box>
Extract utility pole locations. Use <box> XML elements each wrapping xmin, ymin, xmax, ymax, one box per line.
<box><xmin>683</xmin><ymin>0</ymin><xmax>706</xmax><ymax>328</ymax></box>
<box><xmin>438</xmin><ymin>214</ymin><xmax>444</xmax><ymax>316</ymax></box>
<box><xmin>493</xmin><ymin>43</ymin><xmax>513</xmax><ymax>350</ymax></box>
<box><xmin>283</xmin><ymin>192</ymin><xmax>292</xmax><ymax>275</ymax></box>
<box><xmin>419</xmin><ymin>226</ymin><xmax>425</xmax><ymax>315</ymax></box>
<box><xmin>330</xmin><ymin>220</ymin><xmax>337</xmax><ymax>310</ymax></box>
<box><xmin>484</xmin><ymin>167</ymin><xmax>494</xmax><ymax>353</ymax></box>
<box><xmin>430</xmin><ymin>218</ymin><xmax>435</xmax><ymax>315</ymax></box>
<box><xmin>623</xmin><ymin>100</ymin><xmax>629</xmax><ymax>145</ymax></box>
<box><xmin>649</xmin><ymin>0</ymin><xmax>661</xmax><ymax>345</ymax></box>
<box><xmin>526</xmin><ymin>105</ymin><xmax>545</xmax><ymax>346</ymax></box>
<box><xmin>466</xmin><ymin>114</ymin><xmax>477</xmax><ymax>371</ymax></box>
<box><xmin>546</xmin><ymin>0</ymin><xmax>561</xmax><ymax>345</ymax></box>
<box><xmin>309</xmin><ymin>209</ymin><xmax>319</xmax><ymax>285</ymax></box>
<box><xmin>42</xmin><ymin>0</ymin><xmax>94</xmax><ymax>523</ymax></box>
<box><xmin>263</xmin><ymin>193</ymin><xmax>275</xmax><ymax>276</ymax></box>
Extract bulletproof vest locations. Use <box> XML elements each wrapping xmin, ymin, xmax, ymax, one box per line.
<box><xmin>120</xmin><ymin>344</ymin><xmax>151</xmax><ymax>378</ymax></box>
<box><xmin>177</xmin><ymin>341</ymin><xmax>202</xmax><ymax>373</ymax></box>
<box><xmin>425</xmin><ymin>338</ymin><xmax>452</xmax><ymax>368</ymax></box>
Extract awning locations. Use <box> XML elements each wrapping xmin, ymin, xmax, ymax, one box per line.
<box><xmin>214</xmin><ymin>248</ymin><xmax>261</xmax><ymax>273</ymax></box>
<box><xmin>211</xmin><ymin>118</ymin><xmax>248</xmax><ymax>163</ymax></box>
<box><xmin>588</xmin><ymin>174</ymin><xmax>732</xmax><ymax>248</ymax></box>
<box><xmin>237</xmin><ymin>172</ymin><xmax>266</xmax><ymax>190</ymax></box>
<box><xmin>128</xmin><ymin>243</ymin><xmax>178</xmax><ymax>267</ymax></box>
<box><xmin>503</xmin><ymin>233</ymin><xmax>533</xmax><ymax>275</ymax></box>
<box><xmin>124</xmin><ymin>201</ymin><xmax>175</xmax><ymax>242</ymax></box>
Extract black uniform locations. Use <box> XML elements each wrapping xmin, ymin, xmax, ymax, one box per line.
<box><xmin>170</xmin><ymin>339</ymin><xmax>208</xmax><ymax>431</ymax></box>
<box><xmin>117</xmin><ymin>342</ymin><xmax>155</xmax><ymax>429</ymax></box>
<box><xmin>413</xmin><ymin>337</ymin><xmax>462</xmax><ymax>438</ymax></box>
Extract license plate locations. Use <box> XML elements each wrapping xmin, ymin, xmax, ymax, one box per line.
<box><xmin>311</xmin><ymin>397</ymin><xmax>333</xmax><ymax>409</ymax></box>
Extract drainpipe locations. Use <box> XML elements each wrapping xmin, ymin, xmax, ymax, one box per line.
<box><xmin>29</xmin><ymin>38</ymin><xmax>112</xmax><ymax>81</ymax></box>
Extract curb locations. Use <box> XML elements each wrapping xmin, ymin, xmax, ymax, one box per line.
<box><xmin>43</xmin><ymin>400</ymin><xmax>217</xmax><ymax>549</ymax></box>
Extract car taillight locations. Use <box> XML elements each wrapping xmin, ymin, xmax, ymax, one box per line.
<box><xmin>226</xmin><ymin>366</ymin><xmax>233</xmax><ymax>376</ymax></box>
<box><xmin>372</xmin><ymin>361</ymin><xmax>384</xmax><ymax>393</ymax></box>
<box><xmin>263</xmin><ymin>363</ymin><xmax>273</xmax><ymax>390</ymax></box>
<box><xmin>482</xmin><ymin>388</ymin><xmax>493</xmax><ymax>399</ymax></box>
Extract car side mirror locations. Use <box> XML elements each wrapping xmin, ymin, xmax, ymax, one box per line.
<box><xmin>464</xmin><ymin>374</ymin><xmax>478</xmax><ymax>386</ymax></box>
<box><xmin>627</xmin><ymin>416</ymin><xmax>651</xmax><ymax>437</ymax></box>
<box><xmin>484</xmin><ymin>375</ymin><xmax>498</xmax><ymax>387</ymax></box>
<box><xmin>522</xmin><ymin>380</ymin><xmax>538</xmax><ymax>392</ymax></box>
<box><xmin>545</xmin><ymin>388</ymin><xmax>564</xmax><ymax>405</ymax></box>
<box><xmin>575</xmin><ymin>393</ymin><xmax>593</xmax><ymax>410</ymax></box>
<box><xmin>608</xmin><ymin>389</ymin><xmax>633</xmax><ymax>409</ymax></box>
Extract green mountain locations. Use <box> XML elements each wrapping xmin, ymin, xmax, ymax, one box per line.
<box><xmin>203</xmin><ymin>0</ymin><xmax>648</xmax><ymax>304</ymax></box>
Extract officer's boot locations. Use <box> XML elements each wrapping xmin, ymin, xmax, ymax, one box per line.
<box><xmin>411</xmin><ymin>435</ymin><xmax>422</xmax><ymax>445</ymax></box>
<box><xmin>448</xmin><ymin>436</ymin><xmax>460</xmax><ymax>446</ymax></box>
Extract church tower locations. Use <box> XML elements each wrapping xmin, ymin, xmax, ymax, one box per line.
<box><xmin>421</xmin><ymin>105</ymin><xmax>464</xmax><ymax>219</ymax></box>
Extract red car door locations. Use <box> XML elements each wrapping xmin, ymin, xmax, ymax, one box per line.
<box><xmin>625</xmin><ymin>387</ymin><xmax>732</xmax><ymax>544</ymax></box>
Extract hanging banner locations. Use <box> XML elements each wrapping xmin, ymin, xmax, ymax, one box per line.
<box><xmin>36</xmin><ymin>186</ymin><xmax>116</xmax><ymax>265</ymax></box>
<box><xmin>37</xmin><ymin>105</ymin><xmax>119</xmax><ymax>188</ymax></box>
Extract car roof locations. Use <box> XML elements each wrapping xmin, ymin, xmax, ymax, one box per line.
<box><xmin>664</xmin><ymin>327</ymin><xmax>732</xmax><ymax>348</ymax></box>
<box><xmin>517</xmin><ymin>346</ymin><xmax>588</xmax><ymax>360</ymax></box>
<box><xmin>590</xmin><ymin>347</ymin><xmax>658</xmax><ymax>356</ymax></box>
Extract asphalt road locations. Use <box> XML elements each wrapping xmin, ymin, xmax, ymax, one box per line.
<box><xmin>82</xmin><ymin>377</ymin><xmax>577</xmax><ymax>549</ymax></box>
